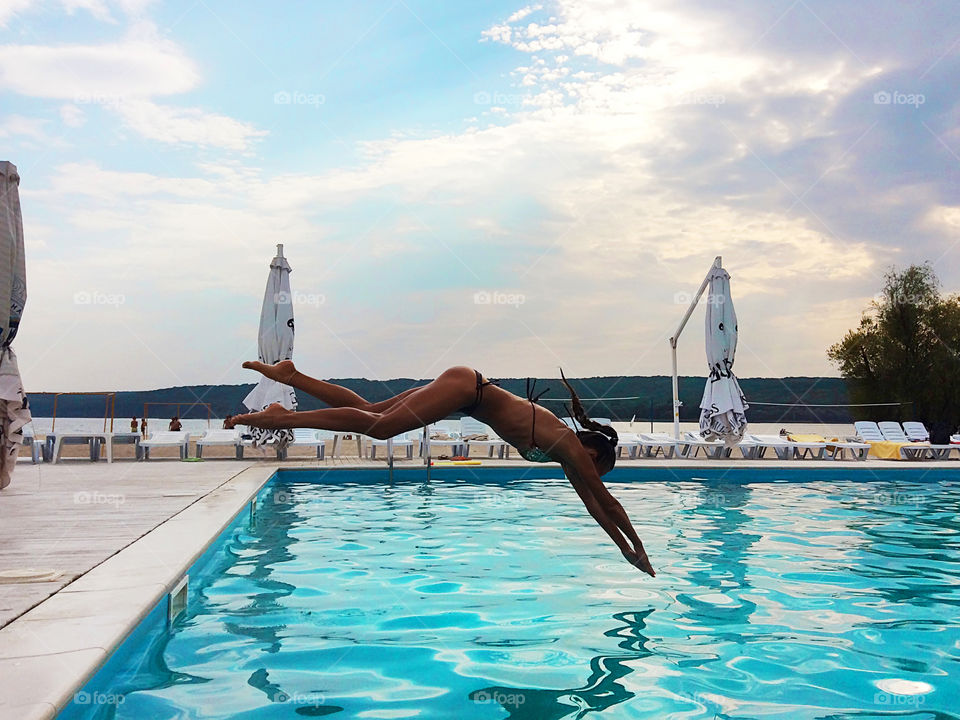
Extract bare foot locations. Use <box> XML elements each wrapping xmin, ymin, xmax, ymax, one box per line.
<box><xmin>229</xmin><ymin>403</ymin><xmax>291</xmax><ymax>429</ymax></box>
<box><xmin>623</xmin><ymin>547</ymin><xmax>656</xmax><ymax>577</ymax></box>
<box><xmin>242</xmin><ymin>359</ymin><xmax>297</xmax><ymax>385</ymax></box>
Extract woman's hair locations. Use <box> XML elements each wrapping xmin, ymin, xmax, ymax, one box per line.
<box><xmin>559</xmin><ymin>368</ymin><xmax>618</xmax><ymax>471</ymax></box>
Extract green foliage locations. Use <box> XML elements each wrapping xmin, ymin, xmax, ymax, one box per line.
<box><xmin>828</xmin><ymin>263</ymin><xmax>960</xmax><ymax>429</ymax></box>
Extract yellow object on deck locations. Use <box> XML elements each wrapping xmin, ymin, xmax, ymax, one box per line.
<box><xmin>431</xmin><ymin>460</ymin><xmax>482</xmax><ymax>466</ymax></box>
<box><xmin>866</xmin><ymin>441</ymin><xmax>926</xmax><ymax>460</ymax></box>
<box><xmin>787</xmin><ymin>434</ymin><xmax>830</xmax><ymax>443</ymax></box>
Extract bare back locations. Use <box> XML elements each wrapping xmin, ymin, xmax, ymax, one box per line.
<box><xmin>470</xmin><ymin>383</ymin><xmax>576</xmax><ymax>459</ymax></box>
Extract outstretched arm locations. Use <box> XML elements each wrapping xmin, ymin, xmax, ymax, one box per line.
<box><xmin>561</xmin><ymin>455</ymin><xmax>655</xmax><ymax>577</ymax></box>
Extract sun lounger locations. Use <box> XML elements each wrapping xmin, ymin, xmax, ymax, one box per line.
<box><xmin>196</xmin><ymin>428</ymin><xmax>243</xmax><ymax>459</ymax></box>
<box><xmin>460</xmin><ymin>418</ymin><xmax>509</xmax><ymax>459</ymax></box>
<box><xmin>21</xmin><ymin>426</ymin><xmax>40</xmax><ymax>464</ymax></box>
<box><xmin>278</xmin><ymin>428</ymin><xmax>330</xmax><ymax>459</ymax></box>
<box><xmin>423</xmin><ymin>425</ymin><xmax>464</xmax><ymax>458</ymax></box>
<box><xmin>615</xmin><ymin>432</ymin><xmax>642</xmax><ymax>459</ymax></box>
<box><xmin>681</xmin><ymin>431</ymin><xmax>756</xmax><ymax>459</ymax></box>
<box><xmin>876</xmin><ymin>421</ymin><xmax>935</xmax><ymax>459</ymax></box>
<box><xmin>749</xmin><ymin>434</ymin><xmax>795</xmax><ymax>460</ymax></box>
<box><xmin>107</xmin><ymin>432</ymin><xmax>141</xmax><ymax>461</ymax></box>
<box><xmin>888</xmin><ymin>421</ymin><xmax>956</xmax><ymax>458</ymax></box>
<box><xmin>787</xmin><ymin>433</ymin><xmax>868</xmax><ymax>461</ymax></box>
<box><xmin>781</xmin><ymin>434</ymin><xmax>828</xmax><ymax>460</ymax></box>
<box><xmin>902</xmin><ymin>421</ymin><xmax>929</xmax><ymax>442</ymax></box>
<box><xmin>50</xmin><ymin>431</ymin><xmax>114</xmax><ymax>463</ymax></box>
<box><xmin>368</xmin><ymin>431</ymin><xmax>417</xmax><ymax>460</ymax></box>
<box><xmin>855</xmin><ymin>421</ymin><xmax>932</xmax><ymax>460</ymax></box>
<box><xmin>139</xmin><ymin>431</ymin><xmax>190</xmax><ymax>460</ymax></box>
<box><xmin>637</xmin><ymin>432</ymin><xmax>678</xmax><ymax>458</ymax></box>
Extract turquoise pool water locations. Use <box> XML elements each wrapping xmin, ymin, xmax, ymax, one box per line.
<box><xmin>65</xmin><ymin>475</ymin><xmax>960</xmax><ymax>718</ymax></box>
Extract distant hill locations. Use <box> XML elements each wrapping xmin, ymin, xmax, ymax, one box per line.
<box><xmin>27</xmin><ymin>376</ymin><xmax>854</xmax><ymax>423</ymax></box>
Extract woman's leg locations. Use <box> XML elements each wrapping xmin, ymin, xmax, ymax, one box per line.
<box><xmin>229</xmin><ymin>367</ymin><xmax>476</xmax><ymax>438</ymax></box>
<box><xmin>242</xmin><ymin>360</ymin><xmax>424</xmax><ymax>412</ymax></box>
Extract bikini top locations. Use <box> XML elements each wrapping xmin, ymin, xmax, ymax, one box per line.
<box><xmin>518</xmin><ymin>378</ymin><xmax>555</xmax><ymax>463</ymax></box>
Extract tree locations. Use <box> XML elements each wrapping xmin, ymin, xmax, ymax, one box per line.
<box><xmin>828</xmin><ymin>263</ymin><xmax>960</xmax><ymax>438</ymax></box>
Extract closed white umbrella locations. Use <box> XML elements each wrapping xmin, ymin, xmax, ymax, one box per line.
<box><xmin>242</xmin><ymin>244</ymin><xmax>297</xmax><ymax>448</ymax></box>
<box><xmin>698</xmin><ymin>265</ymin><xmax>748</xmax><ymax>444</ymax></box>
<box><xmin>0</xmin><ymin>162</ymin><xmax>30</xmax><ymax>489</ymax></box>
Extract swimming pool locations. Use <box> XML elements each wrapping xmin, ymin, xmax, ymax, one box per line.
<box><xmin>62</xmin><ymin>470</ymin><xmax>960</xmax><ymax>718</ymax></box>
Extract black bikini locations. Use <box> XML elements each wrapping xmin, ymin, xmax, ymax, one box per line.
<box><xmin>460</xmin><ymin>369</ymin><xmax>495</xmax><ymax>414</ymax></box>
<box><xmin>518</xmin><ymin>378</ymin><xmax>555</xmax><ymax>463</ymax></box>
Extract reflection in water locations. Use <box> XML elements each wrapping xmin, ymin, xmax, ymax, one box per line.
<box><xmin>675</xmin><ymin>483</ymin><xmax>759</xmax><ymax>627</ymax></box>
<box><xmin>468</xmin><ymin>610</ymin><xmax>655</xmax><ymax>719</ymax></box>
<box><xmin>844</xmin><ymin>481</ymin><xmax>960</xmax><ymax>608</ymax></box>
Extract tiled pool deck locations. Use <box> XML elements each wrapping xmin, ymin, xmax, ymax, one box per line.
<box><xmin>0</xmin><ymin>455</ymin><xmax>957</xmax><ymax>719</ymax></box>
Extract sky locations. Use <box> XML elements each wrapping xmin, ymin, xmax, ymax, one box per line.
<box><xmin>1</xmin><ymin>0</ymin><xmax>959</xmax><ymax>392</ymax></box>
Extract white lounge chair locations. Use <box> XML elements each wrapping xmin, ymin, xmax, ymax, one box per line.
<box><xmin>616</xmin><ymin>432</ymin><xmax>642</xmax><ymax>459</ymax></box>
<box><xmin>857</xmin><ymin>421</ymin><xmax>932</xmax><ymax>460</ymax></box>
<box><xmin>824</xmin><ymin>438</ymin><xmax>872</xmax><ymax>461</ymax></box>
<box><xmin>423</xmin><ymin>425</ymin><xmax>464</xmax><ymax>458</ymax></box>
<box><xmin>460</xmin><ymin>418</ymin><xmax>509</xmax><ymax>459</ymax></box>
<box><xmin>50</xmin><ymin>431</ymin><xmax>114</xmax><ymax>463</ymax></box>
<box><xmin>21</xmin><ymin>426</ymin><xmax>41</xmax><ymax>464</ymax></box>
<box><xmin>277</xmin><ymin>428</ymin><xmax>330</xmax><ymax>459</ymax></box>
<box><xmin>196</xmin><ymin>428</ymin><xmax>243</xmax><ymax>459</ymax></box>
<box><xmin>139</xmin><ymin>431</ymin><xmax>190</xmax><ymax>460</ymax></box>
<box><xmin>902</xmin><ymin>421</ymin><xmax>929</xmax><ymax>442</ymax></box>
<box><xmin>368</xmin><ymin>431</ymin><xmax>417</xmax><ymax>460</ymax></box>
<box><xmin>879</xmin><ymin>421</ymin><xmax>941</xmax><ymax>459</ymax></box>
<box><xmin>329</xmin><ymin>432</ymin><xmax>363</xmax><ymax>459</ymax></box>
<box><xmin>107</xmin><ymin>432</ymin><xmax>141</xmax><ymax>461</ymax></box>
<box><xmin>749</xmin><ymin>434</ymin><xmax>795</xmax><ymax>460</ymax></box>
<box><xmin>637</xmin><ymin>432</ymin><xmax>678</xmax><ymax>459</ymax></box>
<box><xmin>681</xmin><ymin>431</ymin><xmax>756</xmax><ymax>459</ymax></box>
<box><xmin>901</xmin><ymin>422</ymin><xmax>959</xmax><ymax>459</ymax></box>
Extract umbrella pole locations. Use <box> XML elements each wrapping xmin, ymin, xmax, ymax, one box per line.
<box><xmin>669</xmin><ymin>256</ymin><xmax>722</xmax><ymax>440</ymax></box>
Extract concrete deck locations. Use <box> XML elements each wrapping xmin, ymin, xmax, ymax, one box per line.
<box><xmin>1</xmin><ymin>455</ymin><xmax>958</xmax><ymax>718</ymax></box>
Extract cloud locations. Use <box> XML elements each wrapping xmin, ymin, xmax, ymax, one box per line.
<box><xmin>0</xmin><ymin>114</ymin><xmax>66</xmax><ymax>146</ymax></box>
<box><xmin>0</xmin><ymin>0</ymin><xmax>35</xmax><ymax>27</ymax></box>
<box><xmin>59</xmin><ymin>103</ymin><xmax>85</xmax><ymax>127</ymax></box>
<box><xmin>116</xmin><ymin>100</ymin><xmax>268</xmax><ymax>151</ymax></box>
<box><xmin>0</xmin><ymin>25</ymin><xmax>199</xmax><ymax>100</ymax></box>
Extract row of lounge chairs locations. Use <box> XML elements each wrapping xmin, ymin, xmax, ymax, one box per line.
<box><xmin>21</xmin><ymin>419</ymin><xmax>959</xmax><ymax>464</ymax></box>
<box><xmin>853</xmin><ymin>420</ymin><xmax>959</xmax><ymax>460</ymax></box>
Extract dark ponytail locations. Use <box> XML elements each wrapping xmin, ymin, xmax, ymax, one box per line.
<box><xmin>559</xmin><ymin>368</ymin><xmax>618</xmax><ymax>470</ymax></box>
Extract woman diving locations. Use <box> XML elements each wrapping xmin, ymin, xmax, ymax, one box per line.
<box><xmin>227</xmin><ymin>362</ymin><xmax>655</xmax><ymax>576</ymax></box>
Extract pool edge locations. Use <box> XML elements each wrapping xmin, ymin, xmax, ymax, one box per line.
<box><xmin>0</xmin><ymin>464</ymin><xmax>279</xmax><ymax>720</ymax></box>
